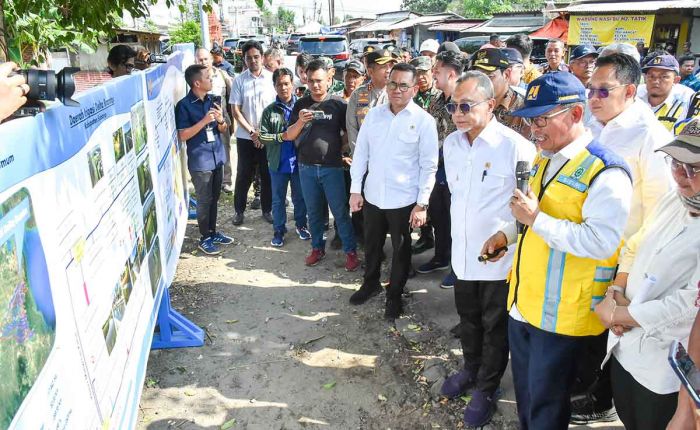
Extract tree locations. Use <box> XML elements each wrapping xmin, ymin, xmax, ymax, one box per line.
<box><xmin>447</xmin><ymin>0</ymin><xmax>543</xmax><ymax>19</ymax></box>
<box><xmin>401</xmin><ymin>0</ymin><xmax>451</xmax><ymax>14</ymax></box>
<box><xmin>169</xmin><ymin>20</ymin><xmax>201</xmax><ymax>47</ymax></box>
<box><xmin>277</xmin><ymin>7</ymin><xmax>295</xmax><ymax>32</ymax></box>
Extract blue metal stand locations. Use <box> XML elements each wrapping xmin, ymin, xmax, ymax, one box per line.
<box><xmin>188</xmin><ymin>197</ymin><xmax>197</xmax><ymax>220</ymax></box>
<box><xmin>151</xmin><ymin>288</ymin><xmax>204</xmax><ymax>349</ymax></box>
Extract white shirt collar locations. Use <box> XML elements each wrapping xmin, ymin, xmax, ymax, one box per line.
<box><xmin>542</xmin><ymin>130</ymin><xmax>593</xmax><ymax>161</ymax></box>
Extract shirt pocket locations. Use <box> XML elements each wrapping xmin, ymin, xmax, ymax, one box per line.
<box><xmin>397</xmin><ymin>130</ymin><xmax>419</xmax><ymax>155</ymax></box>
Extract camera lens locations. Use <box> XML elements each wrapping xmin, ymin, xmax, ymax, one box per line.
<box><xmin>20</xmin><ymin>67</ymin><xmax>79</xmax><ymax>107</ymax></box>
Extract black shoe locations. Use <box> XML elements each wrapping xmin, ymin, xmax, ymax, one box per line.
<box><xmin>330</xmin><ymin>233</ymin><xmax>342</xmax><ymax>250</ymax></box>
<box><xmin>450</xmin><ymin>322</ymin><xmax>461</xmax><ymax>338</ymax></box>
<box><xmin>250</xmin><ymin>196</ymin><xmax>261</xmax><ymax>210</ymax></box>
<box><xmin>232</xmin><ymin>212</ymin><xmax>244</xmax><ymax>226</ymax></box>
<box><xmin>262</xmin><ymin>212</ymin><xmax>273</xmax><ymax>224</ymax></box>
<box><xmin>411</xmin><ymin>236</ymin><xmax>435</xmax><ymax>255</ymax></box>
<box><xmin>349</xmin><ymin>284</ymin><xmax>381</xmax><ymax>305</ymax></box>
<box><xmin>384</xmin><ymin>297</ymin><xmax>403</xmax><ymax>320</ymax></box>
<box><xmin>570</xmin><ymin>396</ymin><xmax>617</xmax><ymax>425</ymax></box>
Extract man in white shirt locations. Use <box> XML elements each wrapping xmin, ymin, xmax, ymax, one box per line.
<box><xmin>438</xmin><ymin>71</ymin><xmax>535</xmax><ymax>427</ymax></box>
<box><xmin>572</xmin><ymin>52</ymin><xmax>674</xmax><ymax>425</ymax></box>
<box><xmin>637</xmin><ymin>54</ymin><xmax>695</xmax><ymax>132</ymax></box>
<box><xmin>229</xmin><ymin>40</ymin><xmax>277</xmax><ymax>225</ymax></box>
<box><xmin>481</xmin><ymin>72</ymin><xmax>632</xmax><ymax>430</ymax></box>
<box><xmin>348</xmin><ymin>62</ymin><xmax>438</xmax><ymax>320</ymax></box>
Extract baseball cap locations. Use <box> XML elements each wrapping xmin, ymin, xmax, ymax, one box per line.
<box><xmin>501</xmin><ymin>48</ymin><xmax>523</xmax><ymax>65</ymax></box>
<box><xmin>570</xmin><ymin>45</ymin><xmax>598</xmax><ymax>61</ymax></box>
<box><xmin>470</xmin><ymin>48</ymin><xmax>509</xmax><ymax>72</ymax></box>
<box><xmin>318</xmin><ymin>56</ymin><xmax>335</xmax><ymax>69</ymax></box>
<box><xmin>642</xmin><ymin>54</ymin><xmax>680</xmax><ymax>74</ymax></box>
<box><xmin>657</xmin><ymin>117</ymin><xmax>700</xmax><ymax>164</ymax></box>
<box><xmin>410</xmin><ymin>56</ymin><xmax>433</xmax><ymax>71</ymax></box>
<box><xmin>438</xmin><ymin>41</ymin><xmax>461</xmax><ymax>55</ymax></box>
<box><xmin>366</xmin><ymin>49</ymin><xmax>399</xmax><ymax>66</ymax></box>
<box><xmin>511</xmin><ymin>72</ymin><xmax>587</xmax><ymax>118</ymax></box>
<box><xmin>345</xmin><ymin>59</ymin><xmax>365</xmax><ymax>75</ymax></box>
<box><xmin>419</xmin><ymin>39</ymin><xmax>439</xmax><ymax>55</ymax></box>
<box><xmin>362</xmin><ymin>45</ymin><xmax>377</xmax><ymax>56</ymax></box>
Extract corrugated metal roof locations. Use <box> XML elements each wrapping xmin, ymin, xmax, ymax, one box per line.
<box><xmin>386</xmin><ymin>14</ymin><xmax>456</xmax><ymax>30</ymax></box>
<box><xmin>350</xmin><ymin>19</ymin><xmax>403</xmax><ymax>33</ymax></box>
<box><xmin>428</xmin><ymin>21</ymin><xmax>484</xmax><ymax>31</ymax></box>
<box><xmin>555</xmin><ymin>0</ymin><xmax>700</xmax><ymax>12</ymax></box>
<box><xmin>461</xmin><ymin>24</ymin><xmax>543</xmax><ymax>34</ymax></box>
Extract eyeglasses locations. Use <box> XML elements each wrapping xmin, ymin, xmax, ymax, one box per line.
<box><xmin>387</xmin><ymin>81</ymin><xmax>413</xmax><ymax>92</ymax></box>
<box><xmin>530</xmin><ymin>106</ymin><xmax>573</xmax><ymax>128</ymax></box>
<box><xmin>666</xmin><ymin>155</ymin><xmax>700</xmax><ymax>179</ymax></box>
<box><xmin>125</xmin><ymin>63</ymin><xmax>135</xmax><ymax>71</ymax></box>
<box><xmin>587</xmin><ymin>85</ymin><xmax>625</xmax><ymax>99</ymax></box>
<box><xmin>445</xmin><ymin>100</ymin><xmax>487</xmax><ymax>114</ymax></box>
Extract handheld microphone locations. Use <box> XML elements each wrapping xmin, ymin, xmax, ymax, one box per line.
<box><xmin>515</xmin><ymin>161</ymin><xmax>531</xmax><ymax>235</ymax></box>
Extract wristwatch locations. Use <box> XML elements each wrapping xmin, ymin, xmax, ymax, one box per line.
<box><xmin>417</xmin><ymin>203</ymin><xmax>428</xmax><ymax>210</ymax></box>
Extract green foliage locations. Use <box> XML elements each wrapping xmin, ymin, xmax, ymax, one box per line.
<box><xmin>169</xmin><ymin>20</ymin><xmax>201</xmax><ymax>47</ymax></box>
<box><xmin>447</xmin><ymin>0</ymin><xmax>543</xmax><ymax>18</ymax></box>
<box><xmin>401</xmin><ymin>0</ymin><xmax>452</xmax><ymax>14</ymax></box>
<box><xmin>277</xmin><ymin>7</ymin><xmax>295</xmax><ymax>31</ymax></box>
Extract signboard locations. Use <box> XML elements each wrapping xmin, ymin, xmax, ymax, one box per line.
<box><xmin>569</xmin><ymin>14</ymin><xmax>656</xmax><ymax>46</ymax></box>
<box><xmin>0</xmin><ymin>51</ymin><xmax>190</xmax><ymax>429</ymax></box>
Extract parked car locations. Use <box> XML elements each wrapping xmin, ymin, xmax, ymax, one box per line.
<box><xmin>223</xmin><ymin>38</ymin><xmax>240</xmax><ymax>61</ymax></box>
<box><xmin>299</xmin><ymin>34</ymin><xmax>350</xmax><ymax>69</ymax></box>
<box><xmin>271</xmin><ymin>34</ymin><xmax>288</xmax><ymax>48</ymax></box>
<box><xmin>286</xmin><ymin>33</ymin><xmax>306</xmax><ymax>54</ymax></box>
<box><xmin>349</xmin><ymin>38</ymin><xmax>396</xmax><ymax>57</ymax></box>
<box><xmin>232</xmin><ymin>37</ymin><xmax>268</xmax><ymax>72</ymax></box>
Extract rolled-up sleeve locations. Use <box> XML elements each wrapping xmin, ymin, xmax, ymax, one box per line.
<box><xmin>417</xmin><ymin>116</ymin><xmax>439</xmax><ymax>206</ymax></box>
<box><xmin>531</xmin><ymin>167</ymin><xmax>632</xmax><ymax>259</ymax></box>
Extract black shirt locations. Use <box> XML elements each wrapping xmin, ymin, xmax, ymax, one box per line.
<box><xmin>290</xmin><ymin>94</ymin><xmax>347</xmax><ymax>167</ymax></box>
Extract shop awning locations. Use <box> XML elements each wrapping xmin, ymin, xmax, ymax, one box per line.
<box><xmin>460</xmin><ymin>15</ymin><xmax>547</xmax><ymax>34</ymax></box>
<box><xmin>350</xmin><ymin>20</ymin><xmax>402</xmax><ymax>33</ymax></box>
<box><xmin>428</xmin><ymin>20</ymin><xmax>485</xmax><ymax>32</ymax></box>
<box><xmin>554</xmin><ymin>0</ymin><xmax>700</xmax><ymax>13</ymax></box>
<box><xmin>386</xmin><ymin>14</ymin><xmax>457</xmax><ymax>30</ymax></box>
<box><xmin>530</xmin><ymin>16</ymin><xmax>569</xmax><ymax>42</ymax></box>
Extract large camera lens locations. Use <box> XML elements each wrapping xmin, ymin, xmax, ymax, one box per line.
<box><xmin>21</xmin><ymin>67</ymin><xmax>80</xmax><ymax>106</ymax></box>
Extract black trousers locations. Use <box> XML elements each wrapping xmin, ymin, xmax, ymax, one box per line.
<box><xmin>611</xmin><ymin>356</ymin><xmax>678</xmax><ymax>430</ymax></box>
<box><xmin>343</xmin><ymin>169</ymin><xmax>363</xmax><ymax>239</ymax></box>
<box><xmin>572</xmin><ymin>331</ymin><xmax>613</xmax><ymax>410</ymax></box>
<box><xmin>428</xmin><ymin>183</ymin><xmax>451</xmax><ymax>263</ymax></box>
<box><xmin>234</xmin><ymin>138</ymin><xmax>271</xmax><ymax>214</ymax></box>
<box><xmin>363</xmin><ymin>201</ymin><xmax>413</xmax><ymax>299</ymax></box>
<box><xmin>190</xmin><ymin>166</ymin><xmax>223</xmax><ymax>238</ymax></box>
<box><xmin>454</xmin><ymin>279</ymin><xmax>510</xmax><ymax>394</ymax></box>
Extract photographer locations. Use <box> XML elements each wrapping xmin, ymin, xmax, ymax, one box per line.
<box><xmin>0</xmin><ymin>62</ymin><xmax>30</xmax><ymax>122</ymax></box>
<box><xmin>107</xmin><ymin>45</ymin><xmax>137</xmax><ymax>78</ymax></box>
<box><xmin>175</xmin><ymin>64</ymin><xmax>233</xmax><ymax>255</ymax></box>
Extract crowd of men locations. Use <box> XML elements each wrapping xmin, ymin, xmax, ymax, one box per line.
<box><xmin>173</xmin><ymin>35</ymin><xmax>700</xmax><ymax>430</ymax></box>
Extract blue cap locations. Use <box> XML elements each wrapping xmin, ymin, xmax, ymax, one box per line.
<box><xmin>570</xmin><ymin>44</ymin><xmax>598</xmax><ymax>61</ymax></box>
<box><xmin>642</xmin><ymin>54</ymin><xmax>680</xmax><ymax>74</ymax></box>
<box><xmin>511</xmin><ymin>72</ymin><xmax>587</xmax><ymax>118</ymax></box>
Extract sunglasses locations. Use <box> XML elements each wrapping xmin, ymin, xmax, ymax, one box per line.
<box><xmin>666</xmin><ymin>155</ymin><xmax>700</xmax><ymax>179</ymax></box>
<box><xmin>445</xmin><ymin>100</ymin><xmax>487</xmax><ymax>114</ymax></box>
<box><xmin>587</xmin><ymin>84</ymin><xmax>625</xmax><ymax>99</ymax></box>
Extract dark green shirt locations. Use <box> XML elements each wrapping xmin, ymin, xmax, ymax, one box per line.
<box><xmin>259</xmin><ymin>99</ymin><xmax>295</xmax><ymax>172</ymax></box>
<box><xmin>413</xmin><ymin>86</ymin><xmax>440</xmax><ymax>111</ymax></box>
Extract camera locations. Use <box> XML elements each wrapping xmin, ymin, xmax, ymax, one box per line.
<box><xmin>148</xmin><ymin>53</ymin><xmax>167</xmax><ymax>64</ymax></box>
<box><xmin>10</xmin><ymin>67</ymin><xmax>80</xmax><ymax>118</ymax></box>
<box><xmin>310</xmin><ymin>110</ymin><xmax>326</xmax><ymax>120</ymax></box>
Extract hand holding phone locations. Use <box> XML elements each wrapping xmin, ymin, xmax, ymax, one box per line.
<box><xmin>669</xmin><ymin>340</ymin><xmax>700</xmax><ymax>407</ymax></box>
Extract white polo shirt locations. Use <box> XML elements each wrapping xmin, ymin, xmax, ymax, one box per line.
<box><xmin>229</xmin><ymin>68</ymin><xmax>276</xmax><ymax>140</ymax></box>
<box><xmin>443</xmin><ymin>117</ymin><xmax>536</xmax><ymax>281</ymax></box>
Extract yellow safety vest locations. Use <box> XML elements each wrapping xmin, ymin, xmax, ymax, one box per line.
<box><xmin>654</xmin><ymin>98</ymin><xmax>688</xmax><ymax>131</ymax></box>
<box><xmin>508</xmin><ymin>142</ymin><xmax>631</xmax><ymax>337</ymax></box>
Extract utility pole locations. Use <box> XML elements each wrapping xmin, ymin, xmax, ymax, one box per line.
<box><xmin>198</xmin><ymin>0</ymin><xmax>211</xmax><ymax>48</ymax></box>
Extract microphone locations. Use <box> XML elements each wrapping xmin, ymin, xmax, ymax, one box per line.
<box><xmin>515</xmin><ymin>161</ymin><xmax>531</xmax><ymax>235</ymax></box>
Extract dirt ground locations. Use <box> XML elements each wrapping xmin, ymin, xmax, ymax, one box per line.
<box><xmin>137</xmin><ymin>158</ymin><xmax>623</xmax><ymax>430</ymax></box>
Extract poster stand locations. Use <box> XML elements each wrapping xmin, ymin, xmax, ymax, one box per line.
<box><xmin>151</xmin><ymin>288</ymin><xmax>204</xmax><ymax>349</ymax></box>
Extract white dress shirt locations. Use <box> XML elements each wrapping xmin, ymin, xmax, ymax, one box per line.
<box><xmin>587</xmin><ymin>99</ymin><xmax>673</xmax><ymax>240</ymax></box>
<box><xmin>604</xmin><ymin>191</ymin><xmax>700</xmax><ymax>394</ymax></box>
<box><xmin>507</xmin><ymin>131</ymin><xmax>633</xmax><ymax>322</ymax></box>
<box><xmin>350</xmin><ymin>101</ymin><xmax>438</xmax><ymax>209</ymax></box>
<box><xmin>444</xmin><ymin>118</ymin><xmax>536</xmax><ymax>281</ymax></box>
<box><xmin>229</xmin><ymin>68</ymin><xmax>276</xmax><ymax>140</ymax></box>
<box><xmin>637</xmin><ymin>83</ymin><xmax>695</xmax><ymax>122</ymax></box>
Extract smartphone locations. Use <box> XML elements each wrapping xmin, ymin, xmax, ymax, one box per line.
<box><xmin>669</xmin><ymin>340</ymin><xmax>700</xmax><ymax>407</ymax></box>
<box><xmin>211</xmin><ymin>95</ymin><xmax>222</xmax><ymax>107</ymax></box>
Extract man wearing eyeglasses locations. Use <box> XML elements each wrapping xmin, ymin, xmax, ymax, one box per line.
<box><xmin>569</xmin><ymin>45</ymin><xmax>598</xmax><ymax>87</ymax></box>
<box><xmin>570</xmin><ymin>52</ymin><xmax>673</xmax><ymax>426</ymax></box>
<box><xmin>480</xmin><ymin>72</ymin><xmax>632</xmax><ymax>430</ymax></box>
<box><xmin>471</xmin><ymin>48</ymin><xmax>530</xmax><ymax>139</ymax></box>
<box><xmin>637</xmin><ymin>54</ymin><xmax>695</xmax><ymax>132</ymax></box>
<box><xmin>348</xmin><ymin>62</ymin><xmax>438</xmax><ymax>319</ymax></box>
<box><xmin>438</xmin><ymin>71</ymin><xmax>535</xmax><ymax>428</ymax></box>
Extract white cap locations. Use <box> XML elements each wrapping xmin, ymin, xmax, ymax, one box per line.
<box><xmin>419</xmin><ymin>39</ymin><xmax>439</xmax><ymax>54</ymax></box>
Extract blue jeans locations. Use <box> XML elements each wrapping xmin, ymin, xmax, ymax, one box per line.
<box><xmin>269</xmin><ymin>169</ymin><xmax>307</xmax><ymax>234</ymax></box>
<box><xmin>298</xmin><ymin>163</ymin><xmax>356</xmax><ymax>253</ymax></box>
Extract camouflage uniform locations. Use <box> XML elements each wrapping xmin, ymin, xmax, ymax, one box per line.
<box><xmin>493</xmin><ymin>87</ymin><xmax>531</xmax><ymax>140</ymax></box>
<box><xmin>414</xmin><ymin>86</ymin><xmax>441</xmax><ymax>111</ymax></box>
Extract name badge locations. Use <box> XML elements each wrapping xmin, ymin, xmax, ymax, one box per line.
<box><xmin>206</xmin><ymin>126</ymin><xmax>216</xmax><ymax>143</ymax></box>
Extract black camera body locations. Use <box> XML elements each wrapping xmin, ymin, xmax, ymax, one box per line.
<box><xmin>8</xmin><ymin>67</ymin><xmax>80</xmax><ymax>118</ymax></box>
<box><xmin>148</xmin><ymin>54</ymin><xmax>167</xmax><ymax>64</ymax></box>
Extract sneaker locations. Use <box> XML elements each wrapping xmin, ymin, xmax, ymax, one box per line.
<box><xmin>411</xmin><ymin>236</ymin><xmax>435</xmax><ymax>255</ymax></box>
<box><xmin>570</xmin><ymin>396</ymin><xmax>617</xmax><ymax>425</ymax></box>
<box><xmin>463</xmin><ymin>390</ymin><xmax>497</xmax><ymax>428</ymax></box>
<box><xmin>330</xmin><ymin>233</ymin><xmax>342</xmax><ymax>250</ymax></box>
<box><xmin>416</xmin><ymin>259</ymin><xmax>450</xmax><ymax>274</ymax></box>
<box><xmin>271</xmin><ymin>231</ymin><xmax>284</xmax><ymax>247</ymax></box>
<box><xmin>232</xmin><ymin>212</ymin><xmax>244</xmax><ymax>226</ymax></box>
<box><xmin>384</xmin><ymin>297</ymin><xmax>403</xmax><ymax>320</ymax></box>
<box><xmin>305</xmin><ymin>248</ymin><xmax>326</xmax><ymax>266</ymax></box>
<box><xmin>211</xmin><ymin>231</ymin><xmax>234</xmax><ymax>245</ymax></box>
<box><xmin>296</xmin><ymin>226</ymin><xmax>311</xmax><ymax>240</ymax></box>
<box><xmin>222</xmin><ymin>184</ymin><xmax>234</xmax><ymax>194</ymax></box>
<box><xmin>349</xmin><ymin>284</ymin><xmax>381</xmax><ymax>305</ymax></box>
<box><xmin>262</xmin><ymin>212</ymin><xmax>273</xmax><ymax>224</ymax></box>
<box><xmin>250</xmin><ymin>196</ymin><xmax>261</xmax><ymax>210</ymax></box>
<box><xmin>440</xmin><ymin>271</ymin><xmax>457</xmax><ymax>289</ymax></box>
<box><xmin>345</xmin><ymin>251</ymin><xmax>361</xmax><ymax>272</ymax></box>
<box><xmin>198</xmin><ymin>236</ymin><xmax>221</xmax><ymax>255</ymax></box>
<box><xmin>441</xmin><ymin>369</ymin><xmax>476</xmax><ymax>398</ymax></box>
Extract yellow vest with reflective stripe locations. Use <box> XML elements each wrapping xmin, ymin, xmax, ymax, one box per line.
<box><xmin>654</xmin><ymin>98</ymin><xmax>687</xmax><ymax>131</ymax></box>
<box><xmin>508</xmin><ymin>143</ymin><xmax>628</xmax><ymax>337</ymax></box>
